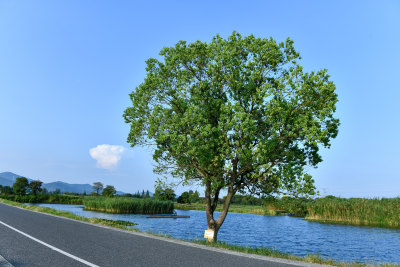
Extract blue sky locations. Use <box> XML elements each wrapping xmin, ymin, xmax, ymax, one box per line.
<box><xmin>0</xmin><ymin>0</ymin><xmax>399</xmax><ymax>197</ymax></box>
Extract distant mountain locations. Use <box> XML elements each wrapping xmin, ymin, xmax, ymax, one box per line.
<box><xmin>0</xmin><ymin>172</ymin><xmax>32</xmax><ymax>187</ymax></box>
<box><xmin>0</xmin><ymin>176</ymin><xmax>13</xmax><ymax>187</ymax></box>
<box><xmin>42</xmin><ymin>181</ymin><xmax>94</xmax><ymax>194</ymax></box>
<box><xmin>0</xmin><ymin>172</ymin><xmax>126</xmax><ymax>194</ymax></box>
<box><xmin>0</xmin><ymin>172</ymin><xmax>24</xmax><ymax>181</ymax></box>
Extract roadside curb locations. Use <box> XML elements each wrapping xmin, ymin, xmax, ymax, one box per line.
<box><xmin>0</xmin><ymin>202</ymin><xmax>329</xmax><ymax>267</ymax></box>
<box><xmin>0</xmin><ymin>255</ymin><xmax>13</xmax><ymax>267</ymax></box>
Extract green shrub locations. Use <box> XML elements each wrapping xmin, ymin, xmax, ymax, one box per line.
<box><xmin>264</xmin><ymin>197</ymin><xmax>311</xmax><ymax>217</ymax></box>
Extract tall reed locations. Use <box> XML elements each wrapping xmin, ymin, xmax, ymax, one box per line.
<box><xmin>306</xmin><ymin>197</ymin><xmax>400</xmax><ymax>228</ymax></box>
<box><xmin>83</xmin><ymin>197</ymin><xmax>174</xmax><ymax>214</ymax></box>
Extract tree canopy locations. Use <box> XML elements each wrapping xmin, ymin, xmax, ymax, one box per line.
<box><xmin>102</xmin><ymin>185</ymin><xmax>116</xmax><ymax>197</ymax></box>
<box><xmin>92</xmin><ymin>182</ymin><xmax>103</xmax><ymax>195</ymax></box>
<box><xmin>29</xmin><ymin>180</ymin><xmax>43</xmax><ymax>195</ymax></box>
<box><xmin>124</xmin><ymin>32</ymin><xmax>339</xmax><ymax>241</ymax></box>
<box><xmin>177</xmin><ymin>190</ymin><xmax>200</xmax><ymax>204</ymax></box>
<box><xmin>13</xmin><ymin>177</ymin><xmax>29</xmax><ymax>196</ymax></box>
<box><xmin>153</xmin><ymin>179</ymin><xmax>176</xmax><ymax>201</ymax></box>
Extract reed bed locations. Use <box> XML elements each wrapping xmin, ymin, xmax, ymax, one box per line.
<box><xmin>306</xmin><ymin>197</ymin><xmax>400</xmax><ymax>228</ymax></box>
<box><xmin>174</xmin><ymin>202</ymin><xmax>267</xmax><ymax>215</ymax></box>
<box><xmin>83</xmin><ymin>197</ymin><xmax>174</xmax><ymax>214</ymax></box>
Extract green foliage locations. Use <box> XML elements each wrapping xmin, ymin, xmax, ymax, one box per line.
<box><xmin>222</xmin><ymin>194</ymin><xmax>263</xmax><ymax>205</ymax></box>
<box><xmin>177</xmin><ymin>191</ymin><xmax>190</xmax><ymax>203</ymax></box>
<box><xmin>0</xmin><ymin>185</ymin><xmax>13</xmax><ymax>195</ymax></box>
<box><xmin>306</xmin><ymin>197</ymin><xmax>400</xmax><ymax>228</ymax></box>
<box><xmin>153</xmin><ymin>178</ymin><xmax>176</xmax><ymax>201</ymax></box>
<box><xmin>83</xmin><ymin>197</ymin><xmax>174</xmax><ymax>214</ymax></box>
<box><xmin>265</xmin><ymin>196</ymin><xmax>311</xmax><ymax>217</ymax></box>
<box><xmin>0</xmin><ymin>194</ymin><xmax>84</xmax><ymax>204</ymax></box>
<box><xmin>124</xmin><ymin>31</ymin><xmax>338</xmax><ymax>196</ymax></box>
<box><xmin>102</xmin><ymin>185</ymin><xmax>117</xmax><ymax>197</ymax></box>
<box><xmin>13</xmin><ymin>177</ymin><xmax>29</xmax><ymax>196</ymax></box>
<box><xmin>129</xmin><ymin>189</ymin><xmax>151</xmax><ymax>198</ymax></box>
<box><xmin>29</xmin><ymin>180</ymin><xmax>43</xmax><ymax>195</ymax></box>
<box><xmin>94</xmin><ymin>218</ymin><xmax>137</xmax><ymax>227</ymax></box>
<box><xmin>52</xmin><ymin>188</ymin><xmax>61</xmax><ymax>194</ymax></box>
<box><xmin>124</xmin><ymin>31</ymin><xmax>339</xmax><ymax>240</ymax></box>
<box><xmin>92</xmin><ymin>182</ymin><xmax>103</xmax><ymax>195</ymax></box>
<box><xmin>177</xmin><ymin>190</ymin><xmax>200</xmax><ymax>204</ymax></box>
<box><xmin>175</xmin><ymin>202</ymin><xmax>267</xmax><ymax>215</ymax></box>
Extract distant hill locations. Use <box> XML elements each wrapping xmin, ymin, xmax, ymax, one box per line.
<box><xmin>0</xmin><ymin>172</ymin><xmax>32</xmax><ymax>187</ymax></box>
<box><xmin>0</xmin><ymin>172</ymin><xmax>126</xmax><ymax>194</ymax></box>
<box><xmin>41</xmin><ymin>181</ymin><xmax>94</xmax><ymax>194</ymax></box>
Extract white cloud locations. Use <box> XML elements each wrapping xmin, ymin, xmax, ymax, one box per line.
<box><xmin>89</xmin><ymin>144</ymin><xmax>125</xmax><ymax>170</ymax></box>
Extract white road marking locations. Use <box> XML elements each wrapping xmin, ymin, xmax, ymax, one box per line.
<box><xmin>0</xmin><ymin>220</ymin><xmax>99</xmax><ymax>267</ymax></box>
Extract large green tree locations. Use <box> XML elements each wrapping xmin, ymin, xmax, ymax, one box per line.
<box><xmin>92</xmin><ymin>182</ymin><xmax>103</xmax><ymax>195</ymax></box>
<box><xmin>13</xmin><ymin>177</ymin><xmax>29</xmax><ymax>196</ymax></box>
<box><xmin>124</xmin><ymin>32</ymin><xmax>339</xmax><ymax>242</ymax></box>
<box><xmin>102</xmin><ymin>185</ymin><xmax>116</xmax><ymax>197</ymax></box>
<box><xmin>29</xmin><ymin>180</ymin><xmax>43</xmax><ymax>195</ymax></box>
<box><xmin>153</xmin><ymin>179</ymin><xmax>176</xmax><ymax>201</ymax></box>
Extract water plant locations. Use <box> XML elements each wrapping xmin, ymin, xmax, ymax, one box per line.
<box><xmin>306</xmin><ymin>197</ymin><xmax>400</xmax><ymax>228</ymax></box>
<box><xmin>174</xmin><ymin>202</ymin><xmax>268</xmax><ymax>215</ymax></box>
<box><xmin>83</xmin><ymin>197</ymin><xmax>174</xmax><ymax>214</ymax></box>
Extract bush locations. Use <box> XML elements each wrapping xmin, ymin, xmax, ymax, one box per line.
<box><xmin>264</xmin><ymin>197</ymin><xmax>311</xmax><ymax>217</ymax></box>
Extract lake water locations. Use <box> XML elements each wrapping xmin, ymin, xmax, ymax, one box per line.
<box><xmin>30</xmin><ymin>203</ymin><xmax>400</xmax><ymax>264</ymax></box>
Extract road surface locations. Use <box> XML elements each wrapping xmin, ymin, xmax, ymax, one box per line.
<box><xmin>0</xmin><ymin>203</ymin><xmax>325</xmax><ymax>267</ymax></box>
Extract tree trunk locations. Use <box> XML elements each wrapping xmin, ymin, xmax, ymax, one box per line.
<box><xmin>205</xmin><ymin>181</ymin><xmax>234</xmax><ymax>243</ymax></box>
<box><xmin>205</xmin><ymin>180</ymin><xmax>217</xmax><ymax>242</ymax></box>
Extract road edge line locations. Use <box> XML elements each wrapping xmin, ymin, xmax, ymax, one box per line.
<box><xmin>0</xmin><ymin>255</ymin><xmax>13</xmax><ymax>267</ymax></box>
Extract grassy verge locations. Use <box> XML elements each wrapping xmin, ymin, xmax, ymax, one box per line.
<box><xmin>0</xmin><ymin>194</ymin><xmax>84</xmax><ymax>204</ymax></box>
<box><xmin>83</xmin><ymin>197</ymin><xmax>174</xmax><ymax>214</ymax></box>
<box><xmin>193</xmin><ymin>240</ymin><xmax>398</xmax><ymax>267</ymax></box>
<box><xmin>0</xmin><ymin>198</ymin><xmax>398</xmax><ymax>267</ymax></box>
<box><xmin>0</xmin><ymin>198</ymin><xmax>136</xmax><ymax>229</ymax></box>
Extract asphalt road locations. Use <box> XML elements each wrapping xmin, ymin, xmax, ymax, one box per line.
<box><xmin>0</xmin><ymin>203</ymin><xmax>325</xmax><ymax>267</ymax></box>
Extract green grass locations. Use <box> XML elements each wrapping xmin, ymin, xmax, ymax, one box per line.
<box><xmin>306</xmin><ymin>197</ymin><xmax>400</xmax><ymax>228</ymax></box>
<box><xmin>0</xmin><ymin>198</ymin><xmax>137</xmax><ymax>229</ymax></box>
<box><xmin>0</xmin><ymin>194</ymin><xmax>84</xmax><ymax>204</ymax></box>
<box><xmin>0</xmin><ymin>198</ymin><xmax>398</xmax><ymax>267</ymax></box>
<box><xmin>83</xmin><ymin>197</ymin><xmax>174</xmax><ymax>214</ymax></box>
<box><xmin>174</xmin><ymin>202</ymin><xmax>267</xmax><ymax>215</ymax></box>
<box><xmin>193</xmin><ymin>240</ymin><xmax>398</xmax><ymax>267</ymax></box>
